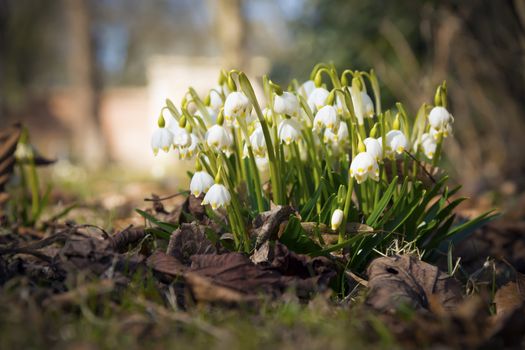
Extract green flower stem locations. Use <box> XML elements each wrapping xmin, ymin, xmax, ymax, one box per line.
<box><xmin>238</xmin><ymin>73</ymin><xmax>284</xmax><ymax>205</ymax></box>
<box><xmin>291</xmin><ymin>143</ymin><xmax>310</xmax><ymax>204</ymax></box>
<box><xmin>246</xmin><ymin>145</ymin><xmax>265</xmax><ymax>212</ymax></box>
<box><xmin>220</xmin><ymin>154</ymin><xmax>250</xmax><ymax>252</ymax></box>
<box><xmin>432</xmin><ymin>134</ymin><xmax>444</xmax><ymax>168</ymax></box>
<box><xmin>340</xmin><ymin>176</ymin><xmax>355</xmax><ymax>244</ymax></box>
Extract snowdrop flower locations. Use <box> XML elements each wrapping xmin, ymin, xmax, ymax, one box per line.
<box><xmin>324</xmin><ymin>122</ymin><xmax>348</xmax><ymax>145</ymax></box>
<box><xmin>179</xmin><ymin>133</ymin><xmax>199</xmax><ymax>160</ymax></box>
<box><xmin>249</xmin><ymin>126</ymin><xmax>266</xmax><ymax>157</ymax></box>
<box><xmin>190</xmin><ymin>171</ymin><xmax>214</xmax><ymax>197</ymax></box>
<box><xmin>273</xmin><ymin>92</ymin><xmax>299</xmax><ymax>117</ymax></box>
<box><xmin>171</xmin><ymin>124</ymin><xmax>191</xmax><ymax>148</ymax></box>
<box><xmin>299</xmin><ymin>80</ymin><xmax>315</xmax><ymax>99</ymax></box>
<box><xmin>313</xmin><ymin>105</ymin><xmax>339</xmax><ymax>132</ymax></box>
<box><xmin>224</xmin><ymin>91</ymin><xmax>250</xmax><ymax>121</ymax></box>
<box><xmin>151</xmin><ymin>127</ymin><xmax>173</xmax><ymax>155</ymax></box>
<box><xmin>307</xmin><ymin>87</ymin><xmax>330</xmax><ymax>112</ymax></box>
<box><xmin>379</xmin><ymin>130</ymin><xmax>408</xmax><ymax>158</ymax></box>
<box><xmin>364</xmin><ymin>137</ymin><xmax>382</xmax><ymax>162</ymax></box>
<box><xmin>278</xmin><ymin>118</ymin><xmax>302</xmax><ymax>145</ymax></box>
<box><xmin>202</xmin><ymin>183</ymin><xmax>231</xmax><ymax>210</ymax></box>
<box><xmin>209</xmin><ymin>86</ymin><xmax>228</xmax><ymax>112</ymax></box>
<box><xmin>428</xmin><ymin>106</ymin><xmax>453</xmax><ymax>136</ymax></box>
<box><xmin>331</xmin><ymin>209</ymin><xmax>344</xmax><ymax>231</ymax></box>
<box><xmin>351</xmin><ymin>91</ymin><xmax>374</xmax><ymax>125</ymax></box>
<box><xmin>361</xmin><ymin>91</ymin><xmax>374</xmax><ymax>117</ymax></box>
<box><xmin>350</xmin><ymin>152</ymin><xmax>379</xmax><ymax>184</ymax></box>
<box><xmin>206</xmin><ymin>124</ymin><xmax>232</xmax><ymax>152</ymax></box>
<box><xmin>420</xmin><ymin>133</ymin><xmax>437</xmax><ymax>159</ymax></box>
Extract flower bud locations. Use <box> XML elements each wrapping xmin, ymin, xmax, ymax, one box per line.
<box><xmin>314</xmin><ymin>72</ymin><xmax>323</xmax><ymax>87</ymax></box>
<box><xmin>326</xmin><ymin>90</ymin><xmax>335</xmax><ymax>105</ymax></box>
<box><xmin>337</xmin><ymin>185</ymin><xmax>346</xmax><ymax>206</ymax></box>
<box><xmin>331</xmin><ymin>209</ymin><xmax>344</xmax><ymax>231</ymax></box>
<box><xmin>204</xmin><ymin>93</ymin><xmax>211</xmax><ymax>106</ymax></box>
<box><xmin>157</xmin><ymin>115</ymin><xmax>166</xmax><ymax>128</ymax></box>
<box><xmin>393</xmin><ymin>113</ymin><xmax>401</xmax><ymax>130</ymax></box>
<box><xmin>227</xmin><ymin>74</ymin><xmax>237</xmax><ymax>91</ymax></box>
<box><xmin>179</xmin><ymin>115</ymin><xmax>187</xmax><ymax>128</ymax></box>
<box><xmin>370</xmin><ymin>123</ymin><xmax>379</xmax><ymax>138</ymax></box>
<box><xmin>217</xmin><ymin>109</ymin><xmax>225</xmax><ymax>126</ymax></box>
<box><xmin>351</xmin><ymin>76</ymin><xmax>363</xmax><ymax>91</ymax></box>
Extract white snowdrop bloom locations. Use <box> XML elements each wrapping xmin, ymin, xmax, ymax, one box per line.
<box><xmin>171</xmin><ymin>124</ymin><xmax>191</xmax><ymax>148</ymax></box>
<box><xmin>364</xmin><ymin>137</ymin><xmax>382</xmax><ymax>162</ymax></box>
<box><xmin>209</xmin><ymin>88</ymin><xmax>224</xmax><ymax>112</ymax></box>
<box><xmin>190</xmin><ymin>171</ymin><xmax>214</xmax><ymax>197</ymax></box>
<box><xmin>379</xmin><ymin>130</ymin><xmax>408</xmax><ymax>157</ymax></box>
<box><xmin>249</xmin><ymin>126</ymin><xmax>266</xmax><ymax>157</ymax></box>
<box><xmin>202</xmin><ymin>183</ymin><xmax>231</xmax><ymax>210</ymax></box>
<box><xmin>224</xmin><ymin>91</ymin><xmax>250</xmax><ymax>121</ymax></box>
<box><xmin>179</xmin><ymin>133</ymin><xmax>199</xmax><ymax>160</ymax></box>
<box><xmin>361</xmin><ymin>91</ymin><xmax>374</xmax><ymax>117</ymax></box>
<box><xmin>428</xmin><ymin>106</ymin><xmax>453</xmax><ymax>134</ymax></box>
<box><xmin>278</xmin><ymin>118</ymin><xmax>302</xmax><ymax>145</ymax></box>
<box><xmin>206</xmin><ymin>125</ymin><xmax>232</xmax><ymax>152</ymax></box>
<box><xmin>331</xmin><ymin>209</ymin><xmax>344</xmax><ymax>231</ymax></box>
<box><xmin>151</xmin><ymin>127</ymin><xmax>173</xmax><ymax>155</ymax></box>
<box><xmin>313</xmin><ymin>105</ymin><xmax>339</xmax><ymax>132</ymax></box>
<box><xmin>351</xmin><ymin>91</ymin><xmax>375</xmax><ymax>125</ymax></box>
<box><xmin>307</xmin><ymin>87</ymin><xmax>330</xmax><ymax>112</ymax></box>
<box><xmin>274</xmin><ymin>91</ymin><xmax>299</xmax><ymax>117</ymax></box>
<box><xmin>324</xmin><ymin>122</ymin><xmax>348</xmax><ymax>145</ymax></box>
<box><xmin>420</xmin><ymin>133</ymin><xmax>437</xmax><ymax>159</ymax></box>
<box><xmin>350</xmin><ymin>152</ymin><xmax>379</xmax><ymax>184</ymax></box>
<box><xmin>335</xmin><ymin>95</ymin><xmax>346</xmax><ymax>114</ymax></box>
<box><xmin>299</xmin><ymin>80</ymin><xmax>316</xmax><ymax>99</ymax></box>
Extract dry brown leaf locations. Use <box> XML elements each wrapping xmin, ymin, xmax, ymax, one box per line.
<box><xmin>366</xmin><ymin>255</ymin><xmax>462</xmax><ymax>313</ymax></box>
<box><xmin>166</xmin><ymin>222</ymin><xmax>216</xmax><ymax>265</ymax></box>
<box><xmin>494</xmin><ymin>272</ymin><xmax>525</xmax><ymax>316</ymax></box>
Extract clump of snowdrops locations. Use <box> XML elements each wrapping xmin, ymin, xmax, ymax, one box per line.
<box><xmin>150</xmin><ymin>63</ymin><xmax>492</xmax><ymax>269</ymax></box>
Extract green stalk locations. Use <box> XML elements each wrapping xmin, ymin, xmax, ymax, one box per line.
<box><xmin>238</xmin><ymin>73</ymin><xmax>284</xmax><ymax>204</ymax></box>
<box><xmin>246</xmin><ymin>146</ymin><xmax>265</xmax><ymax>213</ymax></box>
<box><xmin>340</xmin><ymin>176</ymin><xmax>355</xmax><ymax>243</ymax></box>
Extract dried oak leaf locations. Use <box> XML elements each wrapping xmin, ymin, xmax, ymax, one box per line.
<box><xmin>252</xmin><ymin>205</ymin><xmax>295</xmax><ymax>248</ymax></box>
<box><xmin>366</xmin><ymin>255</ymin><xmax>462</xmax><ymax>313</ymax></box>
<box><xmin>493</xmin><ymin>272</ymin><xmax>525</xmax><ymax>317</ymax></box>
<box><xmin>166</xmin><ymin>222</ymin><xmax>216</xmax><ymax>265</ymax></box>
<box><xmin>110</xmin><ymin>226</ymin><xmax>147</xmax><ymax>253</ymax></box>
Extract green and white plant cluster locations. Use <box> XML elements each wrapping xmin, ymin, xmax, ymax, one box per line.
<box><xmin>150</xmin><ymin>63</ymin><xmax>491</xmax><ymax>268</ymax></box>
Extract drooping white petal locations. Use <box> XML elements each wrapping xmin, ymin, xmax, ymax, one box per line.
<box><xmin>428</xmin><ymin>106</ymin><xmax>452</xmax><ymax>131</ymax></box>
<box><xmin>364</xmin><ymin>137</ymin><xmax>382</xmax><ymax>161</ymax></box>
<box><xmin>206</xmin><ymin>125</ymin><xmax>232</xmax><ymax>152</ymax></box>
<box><xmin>249</xmin><ymin>126</ymin><xmax>266</xmax><ymax>157</ymax></box>
<box><xmin>379</xmin><ymin>130</ymin><xmax>408</xmax><ymax>157</ymax></box>
<box><xmin>307</xmin><ymin>87</ymin><xmax>330</xmax><ymax>112</ymax></box>
<box><xmin>324</xmin><ymin>122</ymin><xmax>348</xmax><ymax>145</ymax></box>
<box><xmin>361</xmin><ymin>91</ymin><xmax>374</xmax><ymax>117</ymax></box>
<box><xmin>299</xmin><ymin>80</ymin><xmax>315</xmax><ymax>99</ymax></box>
<box><xmin>420</xmin><ymin>133</ymin><xmax>437</xmax><ymax>159</ymax></box>
<box><xmin>190</xmin><ymin>171</ymin><xmax>214</xmax><ymax>197</ymax></box>
<box><xmin>350</xmin><ymin>152</ymin><xmax>379</xmax><ymax>184</ymax></box>
<box><xmin>224</xmin><ymin>91</ymin><xmax>250</xmax><ymax>121</ymax></box>
<box><xmin>313</xmin><ymin>105</ymin><xmax>339</xmax><ymax>132</ymax></box>
<box><xmin>278</xmin><ymin>119</ymin><xmax>302</xmax><ymax>145</ymax></box>
<box><xmin>331</xmin><ymin>209</ymin><xmax>344</xmax><ymax>231</ymax></box>
<box><xmin>179</xmin><ymin>133</ymin><xmax>199</xmax><ymax>160</ymax></box>
<box><xmin>273</xmin><ymin>91</ymin><xmax>299</xmax><ymax>117</ymax></box>
<box><xmin>151</xmin><ymin>128</ymin><xmax>173</xmax><ymax>155</ymax></box>
<box><xmin>202</xmin><ymin>183</ymin><xmax>231</xmax><ymax>210</ymax></box>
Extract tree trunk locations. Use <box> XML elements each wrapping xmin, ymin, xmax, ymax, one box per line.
<box><xmin>64</xmin><ymin>0</ymin><xmax>107</xmax><ymax>168</ymax></box>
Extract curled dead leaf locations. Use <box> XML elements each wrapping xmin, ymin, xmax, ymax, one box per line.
<box><xmin>366</xmin><ymin>255</ymin><xmax>462</xmax><ymax>313</ymax></box>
